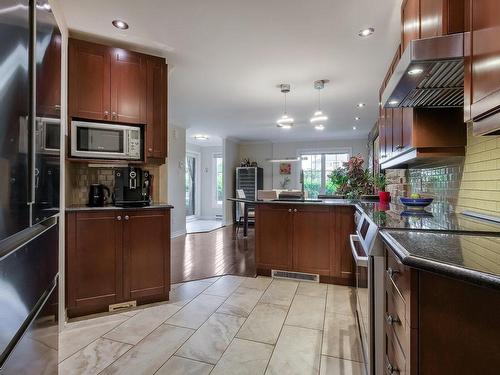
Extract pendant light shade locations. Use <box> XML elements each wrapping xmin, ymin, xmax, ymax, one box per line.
<box><xmin>277</xmin><ymin>84</ymin><xmax>294</xmax><ymax>128</ymax></box>
<box><xmin>310</xmin><ymin>80</ymin><xmax>329</xmax><ymax>128</ymax></box>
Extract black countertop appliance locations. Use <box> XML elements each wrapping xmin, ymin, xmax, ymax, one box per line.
<box><xmin>88</xmin><ymin>184</ymin><xmax>110</xmax><ymax>207</ymax></box>
<box><xmin>113</xmin><ymin>167</ymin><xmax>151</xmax><ymax>207</ymax></box>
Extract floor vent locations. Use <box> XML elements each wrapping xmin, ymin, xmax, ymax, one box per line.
<box><xmin>271</xmin><ymin>270</ymin><xmax>319</xmax><ymax>283</ymax></box>
<box><xmin>109</xmin><ymin>300</ymin><xmax>136</xmax><ymax>312</ymax></box>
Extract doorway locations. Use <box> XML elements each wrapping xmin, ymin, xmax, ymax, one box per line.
<box><xmin>185</xmin><ymin>151</ymin><xmax>200</xmax><ymax>220</ymax></box>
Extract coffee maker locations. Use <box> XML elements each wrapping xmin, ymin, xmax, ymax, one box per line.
<box><xmin>113</xmin><ymin>167</ymin><xmax>151</xmax><ymax>207</ymax></box>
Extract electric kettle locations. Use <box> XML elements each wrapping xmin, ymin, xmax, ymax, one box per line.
<box><xmin>88</xmin><ymin>184</ymin><xmax>110</xmax><ymax>207</ymax></box>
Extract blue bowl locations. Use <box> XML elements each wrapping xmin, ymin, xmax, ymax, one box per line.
<box><xmin>400</xmin><ymin>197</ymin><xmax>433</xmax><ymax>209</ymax></box>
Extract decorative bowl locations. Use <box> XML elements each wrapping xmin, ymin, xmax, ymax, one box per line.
<box><xmin>399</xmin><ymin>197</ymin><xmax>433</xmax><ymax>210</ymax></box>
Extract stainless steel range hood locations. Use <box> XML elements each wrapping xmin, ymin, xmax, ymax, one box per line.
<box><xmin>381</xmin><ymin>33</ymin><xmax>464</xmax><ymax>108</ymax></box>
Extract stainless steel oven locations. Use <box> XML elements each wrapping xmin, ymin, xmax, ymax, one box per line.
<box><xmin>351</xmin><ymin>209</ymin><xmax>385</xmax><ymax>375</ymax></box>
<box><xmin>70</xmin><ymin>120</ymin><xmax>142</xmax><ymax>160</ymax></box>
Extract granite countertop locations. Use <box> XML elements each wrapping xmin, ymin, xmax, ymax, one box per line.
<box><xmin>227</xmin><ymin>197</ymin><xmax>359</xmax><ymax>206</ymax></box>
<box><xmin>66</xmin><ymin>203</ymin><xmax>174</xmax><ymax>212</ymax></box>
<box><xmin>380</xmin><ymin>230</ymin><xmax>500</xmax><ymax>290</ymax></box>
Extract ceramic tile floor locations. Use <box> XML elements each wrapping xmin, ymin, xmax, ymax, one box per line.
<box><xmin>186</xmin><ymin>219</ymin><xmax>223</xmax><ymax>234</ymax></box>
<box><xmin>60</xmin><ymin>275</ymin><xmax>366</xmax><ymax>375</ymax></box>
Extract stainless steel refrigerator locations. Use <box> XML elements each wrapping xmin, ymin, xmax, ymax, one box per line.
<box><xmin>0</xmin><ymin>0</ymin><xmax>61</xmax><ymax>373</ymax></box>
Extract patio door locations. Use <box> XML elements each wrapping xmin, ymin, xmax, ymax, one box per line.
<box><xmin>186</xmin><ymin>152</ymin><xmax>200</xmax><ymax>219</ymax></box>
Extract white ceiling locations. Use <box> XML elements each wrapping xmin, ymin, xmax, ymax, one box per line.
<box><xmin>59</xmin><ymin>0</ymin><xmax>402</xmax><ymax>143</ymax></box>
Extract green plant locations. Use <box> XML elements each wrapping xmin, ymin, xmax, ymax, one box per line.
<box><xmin>373</xmin><ymin>174</ymin><xmax>387</xmax><ymax>192</ymax></box>
<box><xmin>327</xmin><ymin>154</ymin><xmax>374</xmax><ymax>199</ymax></box>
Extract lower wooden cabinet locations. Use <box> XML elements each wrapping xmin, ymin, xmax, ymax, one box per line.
<box><xmin>66</xmin><ymin>208</ymin><xmax>170</xmax><ymax>317</ymax></box>
<box><xmin>255</xmin><ymin>204</ymin><xmax>355</xmax><ymax>285</ymax></box>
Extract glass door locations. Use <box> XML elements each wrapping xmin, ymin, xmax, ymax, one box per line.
<box><xmin>185</xmin><ymin>154</ymin><xmax>197</xmax><ymax>218</ymax></box>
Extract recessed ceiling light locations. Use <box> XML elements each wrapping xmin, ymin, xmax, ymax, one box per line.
<box><xmin>358</xmin><ymin>27</ymin><xmax>375</xmax><ymax>37</ymax></box>
<box><xmin>408</xmin><ymin>68</ymin><xmax>424</xmax><ymax>76</ymax></box>
<box><xmin>193</xmin><ymin>134</ymin><xmax>209</xmax><ymax>140</ymax></box>
<box><xmin>388</xmin><ymin>100</ymin><xmax>399</xmax><ymax>106</ymax></box>
<box><xmin>353</xmin><ymin>126</ymin><xmax>357</xmax><ymax>130</ymax></box>
<box><xmin>357</xmin><ymin>103</ymin><xmax>365</xmax><ymax>108</ymax></box>
<box><xmin>112</xmin><ymin>19</ymin><xmax>129</xmax><ymax>30</ymax></box>
<box><xmin>314</xmin><ymin>124</ymin><xmax>325</xmax><ymax>131</ymax></box>
<box><xmin>355</xmin><ymin>117</ymin><xmax>360</xmax><ymax>121</ymax></box>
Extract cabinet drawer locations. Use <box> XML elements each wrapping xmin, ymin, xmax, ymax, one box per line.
<box><xmin>385</xmin><ymin>328</ymin><xmax>407</xmax><ymax>375</ymax></box>
<box><xmin>386</xmin><ymin>248</ymin><xmax>410</xmax><ymax>301</ymax></box>
<box><xmin>386</xmin><ymin>278</ymin><xmax>409</xmax><ymax>356</ymax></box>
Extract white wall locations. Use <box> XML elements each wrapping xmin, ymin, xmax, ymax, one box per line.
<box><xmin>223</xmin><ymin>138</ymin><xmax>240</xmax><ymax>224</ymax></box>
<box><xmin>168</xmin><ymin>126</ymin><xmax>187</xmax><ymax>237</ymax></box>
<box><xmin>239</xmin><ymin>139</ymin><xmax>368</xmax><ymax>190</ymax></box>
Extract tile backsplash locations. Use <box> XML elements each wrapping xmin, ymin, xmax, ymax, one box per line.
<box><xmin>386</xmin><ymin>124</ymin><xmax>500</xmax><ymax>216</ymax></box>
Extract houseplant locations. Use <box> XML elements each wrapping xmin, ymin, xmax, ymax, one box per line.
<box><xmin>374</xmin><ymin>174</ymin><xmax>391</xmax><ymax>203</ymax></box>
<box><xmin>327</xmin><ymin>154</ymin><xmax>374</xmax><ymax>199</ymax></box>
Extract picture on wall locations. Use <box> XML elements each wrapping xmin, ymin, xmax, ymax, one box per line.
<box><xmin>280</xmin><ymin>163</ymin><xmax>291</xmax><ymax>175</ymax></box>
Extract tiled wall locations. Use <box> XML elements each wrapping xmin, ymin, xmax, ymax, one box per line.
<box><xmin>386</xmin><ymin>124</ymin><xmax>500</xmax><ymax>216</ymax></box>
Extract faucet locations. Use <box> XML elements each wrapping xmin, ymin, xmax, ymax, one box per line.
<box><xmin>300</xmin><ymin>169</ymin><xmax>305</xmax><ymax>200</ymax></box>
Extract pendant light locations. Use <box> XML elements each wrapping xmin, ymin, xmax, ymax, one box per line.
<box><xmin>276</xmin><ymin>84</ymin><xmax>294</xmax><ymax>129</ymax></box>
<box><xmin>310</xmin><ymin>80</ymin><xmax>329</xmax><ymax>129</ymax></box>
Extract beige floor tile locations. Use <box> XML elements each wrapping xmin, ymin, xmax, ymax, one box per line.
<box><xmin>240</xmin><ymin>276</ymin><xmax>273</xmax><ymax>291</ymax></box>
<box><xmin>297</xmin><ymin>282</ymin><xmax>328</xmax><ymax>298</ymax></box>
<box><xmin>103</xmin><ymin>303</ymin><xmax>180</xmax><ymax>345</ymax></box>
<box><xmin>259</xmin><ymin>279</ymin><xmax>298</xmax><ymax>307</ymax></box>
<box><xmin>176</xmin><ymin>313</ymin><xmax>245</xmax><ymax>364</ymax></box>
<box><xmin>169</xmin><ymin>280</ymin><xmax>214</xmax><ymax>306</ymax></box>
<box><xmin>285</xmin><ymin>294</ymin><xmax>326</xmax><ymax>330</ymax></box>
<box><xmin>211</xmin><ymin>338</ymin><xmax>274</xmax><ymax>375</ymax></box>
<box><xmin>217</xmin><ymin>287</ymin><xmax>264</xmax><ymax>317</ymax></box>
<box><xmin>156</xmin><ymin>356</ymin><xmax>213</xmax><ymax>375</ymax></box>
<box><xmin>326</xmin><ymin>285</ymin><xmax>357</xmax><ymax>316</ymax></box>
<box><xmin>100</xmin><ymin>324</ymin><xmax>194</xmax><ymax>374</ymax></box>
<box><xmin>203</xmin><ymin>275</ymin><xmax>245</xmax><ymax>297</ymax></box>
<box><xmin>167</xmin><ymin>294</ymin><xmax>226</xmax><ymax>329</ymax></box>
<box><xmin>2</xmin><ymin>336</ymin><xmax>57</xmax><ymax>374</ymax></box>
<box><xmin>60</xmin><ymin>313</ymin><xmax>130</xmax><ymax>361</ymax></box>
<box><xmin>59</xmin><ymin>338</ymin><xmax>132</xmax><ymax>375</ymax></box>
<box><xmin>265</xmin><ymin>325</ymin><xmax>322</xmax><ymax>375</ymax></box>
<box><xmin>322</xmin><ymin>312</ymin><xmax>364</xmax><ymax>362</ymax></box>
<box><xmin>320</xmin><ymin>355</ymin><xmax>366</xmax><ymax>375</ymax></box>
<box><xmin>237</xmin><ymin>303</ymin><xmax>288</xmax><ymax>345</ymax></box>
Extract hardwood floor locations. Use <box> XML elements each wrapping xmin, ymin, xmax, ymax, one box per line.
<box><xmin>171</xmin><ymin>225</ymin><xmax>256</xmax><ymax>283</ymax></box>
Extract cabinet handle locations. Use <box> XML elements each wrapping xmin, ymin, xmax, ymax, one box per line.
<box><xmin>386</xmin><ymin>313</ymin><xmax>400</xmax><ymax>326</ymax></box>
<box><xmin>148</xmin><ymin>147</ymin><xmax>153</xmax><ymax>152</ymax></box>
<box><xmin>116</xmin><ymin>215</ymin><xmax>122</xmax><ymax>221</ymax></box>
<box><xmin>124</xmin><ymin>215</ymin><xmax>129</xmax><ymax>221</ymax></box>
<box><xmin>54</xmin><ymin>104</ymin><xmax>61</xmax><ymax>111</ymax></box>
<box><xmin>293</xmin><ymin>209</ymin><xmax>298</xmax><ymax>213</ymax></box>
<box><xmin>112</xmin><ymin>111</ymin><xmax>117</xmax><ymax>119</ymax></box>
<box><xmin>387</xmin><ymin>362</ymin><xmax>400</xmax><ymax>374</ymax></box>
<box><xmin>104</xmin><ymin>111</ymin><xmax>109</xmax><ymax>118</ymax></box>
<box><xmin>395</xmin><ymin>145</ymin><xmax>403</xmax><ymax>150</ymax></box>
<box><xmin>288</xmin><ymin>209</ymin><xmax>292</xmax><ymax>213</ymax></box>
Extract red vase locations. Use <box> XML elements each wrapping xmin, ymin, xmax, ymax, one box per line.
<box><xmin>379</xmin><ymin>191</ymin><xmax>391</xmax><ymax>203</ymax></box>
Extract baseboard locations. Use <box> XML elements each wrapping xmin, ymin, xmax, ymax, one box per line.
<box><xmin>171</xmin><ymin>229</ymin><xmax>186</xmax><ymax>238</ymax></box>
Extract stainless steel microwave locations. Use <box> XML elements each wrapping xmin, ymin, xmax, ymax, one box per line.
<box><xmin>70</xmin><ymin>121</ymin><xmax>142</xmax><ymax>160</ymax></box>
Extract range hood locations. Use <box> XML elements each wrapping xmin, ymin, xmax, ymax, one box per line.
<box><xmin>381</xmin><ymin>33</ymin><xmax>464</xmax><ymax>108</ymax></box>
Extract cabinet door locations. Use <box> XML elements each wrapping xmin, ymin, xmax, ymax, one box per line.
<box><xmin>402</xmin><ymin>0</ymin><xmax>420</xmax><ymax>53</ymax></box>
<box><xmin>123</xmin><ymin>209</ymin><xmax>170</xmax><ymax>301</ymax></box>
<box><xmin>68</xmin><ymin>39</ymin><xmax>111</xmax><ymax>121</ymax></box>
<box><xmin>471</xmin><ymin>0</ymin><xmax>500</xmax><ymax>118</ymax></box>
<box><xmin>330</xmin><ymin>206</ymin><xmax>356</xmax><ymax>284</ymax></box>
<box><xmin>402</xmin><ymin>108</ymin><xmax>414</xmax><ymax>150</ymax></box>
<box><xmin>110</xmin><ymin>49</ymin><xmax>147</xmax><ymax>124</ymax></box>
<box><xmin>392</xmin><ymin>108</ymin><xmax>403</xmax><ymax>155</ymax></box>
<box><xmin>255</xmin><ymin>205</ymin><xmax>293</xmax><ymax>270</ymax></box>
<box><xmin>37</xmin><ymin>32</ymin><xmax>61</xmax><ymax>117</ymax></box>
<box><xmin>146</xmin><ymin>57</ymin><xmax>168</xmax><ymax>160</ymax></box>
<box><xmin>384</xmin><ymin>109</ymin><xmax>394</xmax><ymax>159</ymax></box>
<box><xmin>66</xmin><ymin>211</ymin><xmax>122</xmax><ymax>312</ymax></box>
<box><xmin>292</xmin><ymin>206</ymin><xmax>331</xmax><ymax>276</ymax></box>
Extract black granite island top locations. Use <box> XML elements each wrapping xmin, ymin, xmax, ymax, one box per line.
<box><xmin>66</xmin><ymin>203</ymin><xmax>174</xmax><ymax>212</ymax></box>
<box><xmin>380</xmin><ymin>230</ymin><xmax>500</xmax><ymax>290</ymax></box>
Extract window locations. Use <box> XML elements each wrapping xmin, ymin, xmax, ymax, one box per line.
<box><xmin>300</xmin><ymin>151</ymin><xmax>350</xmax><ymax>198</ymax></box>
<box><xmin>185</xmin><ymin>154</ymin><xmax>196</xmax><ymax>216</ymax></box>
<box><xmin>214</xmin><ymin>154</ymin><xmax>223</xmax><ymax>205</ymax></box>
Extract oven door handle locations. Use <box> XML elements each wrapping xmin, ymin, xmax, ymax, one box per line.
<box><xmin>350</xmin><ymin>234</ymin><xmax>368</xmax><ymax>267</ymax></box>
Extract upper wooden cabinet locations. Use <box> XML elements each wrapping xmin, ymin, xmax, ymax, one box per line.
<box><xmin>402</xmin><ymin>0</ymin><xmax>421</xmax><ymax>52</ymax></box>
<box><xmin>146</xmin><ymin>57</ymin><xmax>168</xmax><ymax>160</ymax></box>
<box><xmin>468</xmin><ymin>0</ymin><xmax>500</xmax><ymax>135</ymax></box>
<box><xmin>37</xmin><ymin>32</ymin><xmax>61</xmax><ymax>117</ymax></box>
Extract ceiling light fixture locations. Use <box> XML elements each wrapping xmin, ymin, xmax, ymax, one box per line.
<box><xmin>315</xmin><ymin>124</ymin><xmax>325</xmax><ymax>131</ymax></box>
<box><xmin>310</xmin><ymin>80</ymin><xmax>329</xmax><ymax>124</ymax></box>
<box><xmin>353</xmin><ymin>126</ymin><xmax>357</xmax><ymax>130</ymax></box>
<box><xmin>388</xmin><ymin>100</ymin><xmax>399</xmax><ymax>106</ymax></box>
<box><xmin>193</xmin><ymin>134</ymin><xmax>209</xmax><ymax>141</ymax></box>
<box><xmin>355</xmin><ymin>117</ymin><xmax>360</xmax><ymax>121</ymax></box>
<box><xmin>358</xmin><ymin>27</ymin><xmax>375</xmax><ymax>37</ymax></box>
<box><xmin>357</xmin><ymin>103</ymin><xmax>365</xmax><ymax>108</ymax></box>
<box><xmin>112</xmin><ymin>19</ymin><xmax>129</xmax><ymax>30</ymax></box>
<box><xmin>408</xmin><ymin>67</ymin><xmax>424</xmax><ymax>76</ymax></box>
<box><xmin>276</xmin><ymin>84</ymin><xmax>294</xmax><ymax>128</ymax></box>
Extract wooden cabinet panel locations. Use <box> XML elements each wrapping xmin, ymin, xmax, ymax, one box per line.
<box><xmin>110</xmin><ymin>49</ymin><xmax>147</xmax><ymax>124</ymax></box>
<box><xmin>402</xmin><ymin>0</ymin><xmax>420</xmax><ymax>53</ymax></box>
<box><xmin>66</xmin><ymin>211</ymin><xmax>122</xmax><ymax>313</ymax></box>
<box><xmin>331</xmin><ymin>206</ymin><xmax>356</xmax><ymax>283</ymax></box>
<box><xmin>123</xmin><ymin>209</ymin><xmax>170</xmax><ymax>301</ymax></box>
<box><xmin>255</xmin><ymin>205</ymin><xmax>293</xmax><ymax>270</ymax></box>
<box><xmin>146</xmin><ymin>57</ymin><xmax>168</xmax><ymax>160</ymax></box>
<box><xmin>69</xmin><ymin>39</ymin><xmax>111</xmax><ymax>121</ymax></box>
<box><xmin>384</xmin><ymin>109</ymin><xmax>394</xmax><ymax>159</ymax></box>
<box><xmin>292</xmin><ymin>206</ymin><xmax>331</xmax><ymax>276</ymax></box>
<box><xmin>37</xmin><ymin>32</ymin><xmax>61</xmax><ymax>117</ymax></box>
<box><xmin>402</xmin><ymin>108</ymin><xmax>414</xmax><ymax>150</ymax></box>
<box><xmin>392</xmin><ymin>108</ymin><xmax>403</xmax><ymax>154</ymax></box>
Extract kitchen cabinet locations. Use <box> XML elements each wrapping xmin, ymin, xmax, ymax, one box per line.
<box><xmin>255</xmin><ymin>204</ymin><xmax>355</xmax><ymax>285</ymax></box>
<box><xmin>66</xmin><ymin>208</ymin><xmax>171</xmax><ymax>317</ymax></box>
<box><xmin>146</xmin><ymin>56</ymin><xmax>168</xmax><ymax>160</ymax></box>
<box><xmin>384</xmin><ymin>244</ymin><xmax>500</xmax><ymax>375</ymax></box>
<box><xmin>469</xmin><ymin>0</ymin><xmax>500</xmax><ymax>135</ymax></box>
<box><xmin>37</xmin><ymin>32</ymin><xmax>61</xmax><ymax>117</ymax></box>
<box><xmin>402</xmin><ymin>0</ymin><xmax>420</xmax><ymax>53</ymax></box>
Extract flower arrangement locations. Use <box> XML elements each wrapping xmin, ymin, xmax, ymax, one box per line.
<box><xmin>327</xmin><ymin>154</ymin><xmax>374</xmax><ymax>199</ymax></box>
